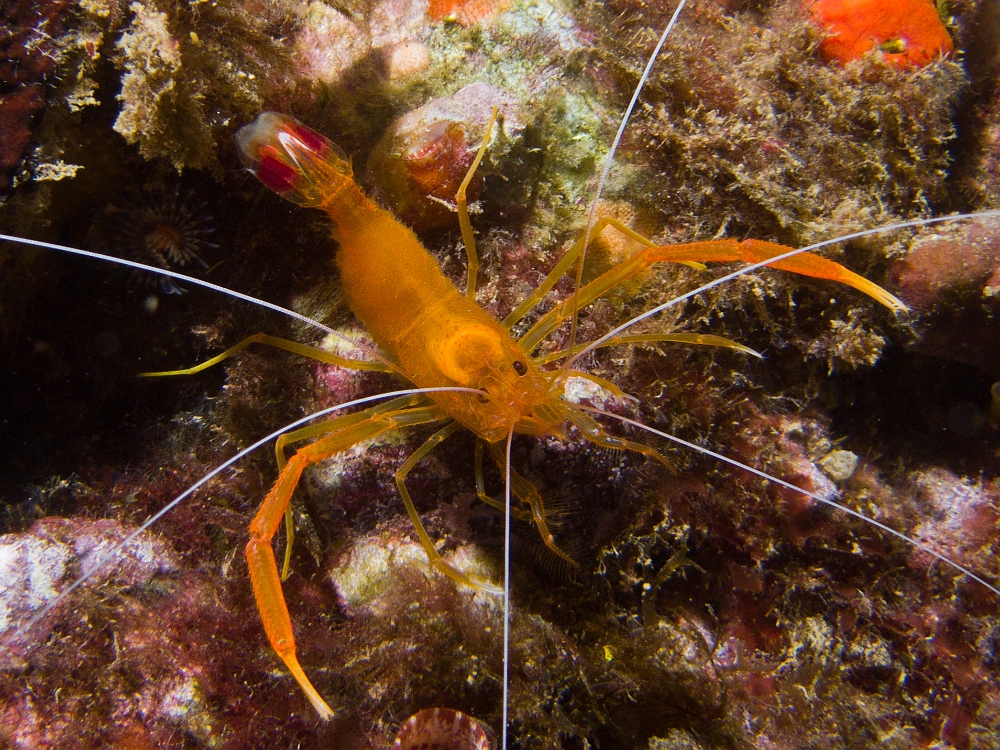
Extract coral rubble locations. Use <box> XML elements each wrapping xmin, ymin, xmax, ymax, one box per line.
<box><xmin>368</xmin><ymin>83</ymin><xmax>526</xmax><ymax>231</ymax></box>
<box><xmin>888</xmin><ymin>218</ymin><xmax>1000</xmax><ymax>376</ymax></box>
<box><xmin>1</xmin><ymin>0</ymin><xmax>998</xmax><ymax>748</ymax></box>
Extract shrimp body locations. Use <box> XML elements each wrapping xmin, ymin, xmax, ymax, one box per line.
<box><xmin>228</xmin><ymin>110</ymin><xmax>912</xmax><ymax>720</ymax></box>
<box><xmin>236</xmin><ymin>112</ymin><xmax>563</xmax><ymax>443</ymax></box>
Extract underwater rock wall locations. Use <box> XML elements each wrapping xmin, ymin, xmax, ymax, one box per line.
<box><xmin>1</xmin><ymin>0</ymin><xmax>998</xmax><ymax>748</ymax></box>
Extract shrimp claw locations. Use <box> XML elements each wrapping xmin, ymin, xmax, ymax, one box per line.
<box><xmin>518</xmin><ymin>236</ymin><xmax>906</xmax><ymax>352</ymax></box>
<box><xmin>246</xmin><ymin>400</ymin><xmax>455</xmax><ymax>720</ymax></box>
<box><xmin>647</xmin><ymin>238</ymin><xmax>908</xmax><ymax>313</ymax></box>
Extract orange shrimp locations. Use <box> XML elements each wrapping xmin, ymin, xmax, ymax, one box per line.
<box><xmin>207</xmin><ymin>108</ymin><xmax>910</xmax><ymax>718</ymax></box>
<box><xmin>3</xmin><ymin>4</ymin><xmax>999</xmax><ymax>745</ymax></box>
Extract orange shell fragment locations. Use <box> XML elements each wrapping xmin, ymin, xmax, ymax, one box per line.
<box><xmin>428</xmin><ymin>0</ymin><xmax>510</xmax><ymax>26</ymax></box>
<box><xmin>808</xmin><ymin>0</ymin><xmax>953</xmax><ymax>68</ymax></box>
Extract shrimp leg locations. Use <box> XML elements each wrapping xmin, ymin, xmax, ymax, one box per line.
<box><xmin>271</xmin><ymin>394</ymin><xmax>432</xmax><ymax>579</ymax></box>
<box><xmin>456</xmin><ymin>107</ymin><xmax>499</xmax><ymax>300</ymax></box>
<box><xmin>484</xmin><ymin>442</ymin><xmax>576</xmax><ymax>567</ymax></box>
<box><xmin>395</xmin><ymin>423</ymin><xmax>505</xmax><ymax>592</ymax></box>
<box><xmin>518</xmin><ymin>237</ymin><xmax>906</xmax><ymax>352</ymax></box>
<box><xmin>247</xmin><ymin>402</ymin><xmax>447</xmax><ymax>719</ymax></box>
<box><xmin>562</xmin><ymin>405</ymin><xmax>674</xmax><ymax>470</ymax></box>
<box><xmin>139</xmin><ymin>332</ymin><xmax>394</xmax><ymax>377</ymax></box>
<box><xmin>147</xmin><ymin>343</ymin><xmax>404</xmax><ymax>580</ymax></box>
<box><xmin>475</xmin><ymin>440</ymin><xmax>503</xmax><ymax>512</ymax></box>
<box><xmin>474</xmin><ymin>440</ymin><xmax>532</xmax><ymax>519</ymax></box>
<box><xmin>532</xmin><ymin>332</ymin><xmax>762</xmax><ymax>365</ymax></box>
<box><xmin>275</xmin><ymin>394</ymin><xmax>431</xmax><ymax>469</ymax></box>
<box><xmin>502</xmin><ymin>217</ymin><xmax>708</xmax><ymax>330</ymax></box>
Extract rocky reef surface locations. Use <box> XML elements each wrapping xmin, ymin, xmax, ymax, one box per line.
<box><xmin>1</xmin><ymin>0</ymin><xmax>999</xmax><ymax>748</ymax></box>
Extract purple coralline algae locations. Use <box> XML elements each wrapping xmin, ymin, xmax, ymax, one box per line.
<box><xmin>0</xmin><ymin>0</ymin><xmax>75</xmax><ymax>191</ymax></box>
<box><xmin>1</xmin><ymin>0</ymin><xmax>999</xmax><ymax>748</ymax></box>
<box><xmin>0</xmin><ymin>517</ymin><xmax>179</xmax><ymax>658</ymax></box>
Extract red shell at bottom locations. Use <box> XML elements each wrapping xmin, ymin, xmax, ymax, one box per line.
<box><xmin>392</xmin><ymin>708</ymin><xmax>490</xmax><ymax>750</ymax></box>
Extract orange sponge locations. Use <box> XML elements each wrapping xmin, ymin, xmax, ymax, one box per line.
<box><xmin>809</xmin><ymin>0</ymin><xmax>953</xmax><ymax>68</ymax></box>
<box><xmin>428</xmin><ymin>0</ymin><xmax>510</xmax><ymax>26</ymax></box>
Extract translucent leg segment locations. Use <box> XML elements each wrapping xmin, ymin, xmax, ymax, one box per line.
<box><xmin>485</xmin><ymin>442</ymin><xmax>577</xmax><ymax>567</ymax></box>
<box><xmin>272</xmin><ymin>395</ymin><xmax>434</xmax><ymax>580</ymax></box>
<box><xmin>396</xmin><ymin>424</ymin><xmax>505</xmax><ymax>594</ymax></box>
<box><xmin>532</xmin><ymin>332</ymin><xmax>762</xmax><ymax>366</ymax></box>
<box><xmin>475</xmin><ymin>440</ymin><xmax>535</xmax><ymax>519</ymax></box>
<box><xmin>502</xmin><ymin>217</ymin><xmax>701</xmax><ymax>330</ymax></box>
<box><xmin>563</xmin><ymin>405</ymin><xmax>674</xmax><ymax>472</ymax></box>
<box><xmin>457</xmin><ymin>107</ymin><xmax>499</xmax><ymax>301</ymax></box>
<box><xmin>138</xmin><ymin>332</ymin><xmax>393</xmax><ymax>377</ymax></box>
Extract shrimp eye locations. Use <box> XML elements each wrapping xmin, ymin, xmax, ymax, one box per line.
<box><xmin>512</xmin><ymin>360</ymin><xmax>527</xmax><ymax>376</ymax></box>
<box><xmin>477</xmin><ymin>392</ymin><xmax>490</xmax><ymax>404</ymax></box>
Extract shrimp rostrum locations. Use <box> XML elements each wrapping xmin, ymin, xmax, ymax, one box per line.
<box><xmin>209</xmin><ymin>108</ymin><xmax>911</xmax><ymax>719</ymax></box>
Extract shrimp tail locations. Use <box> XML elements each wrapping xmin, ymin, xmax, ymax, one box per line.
<box><xmin>235</xmin><ymin>112</ymin><xmax>353</xmax><ymax>208</ymax></box>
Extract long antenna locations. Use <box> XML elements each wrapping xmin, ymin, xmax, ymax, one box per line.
<box><xmin>577</xmin><ymin>405</ymin><xmax>1000</xmax><ymax>597</ymax></box>
<box><xmin>502</xmin><ymin>425</ymin><xmax>514</xmax><ymax>750</ymax></box>
<box><xmin>0</xmin><ymin>233</ymin><xmax>335</xmax><ymax>334</ymax></box>
<box><xmin>2</xmin><ymin>387</ymin><xmax>483</xmax><ymax>652</ymax></box>
<box><xmin>1</xmin><ymin>233</ymin><xmax>394</xmax><ymax>366</ymax></box>
<box><xmin>498</xmin><ymin>3</ymin><xmax>693</xmax><ymax>745</ymax></box>
<box><xmin>564</xmin><ymin>0</ymin><xmax>690</xmax><ymax>366</ymax></box>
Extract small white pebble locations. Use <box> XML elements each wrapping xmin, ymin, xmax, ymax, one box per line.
<box><xmin>818</xmin><ymin>449</ymin><xmax>859</xmax><ymax>483</ymax></box>
<box><xmin>386</xmin><ymin>41</ymin><xmax>430</xmax><ymax>80</ymax></box>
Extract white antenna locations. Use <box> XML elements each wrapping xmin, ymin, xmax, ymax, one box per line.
<box><xmin>577</xmin><ymin>406</ymin><xmax>1000</xmax><ymax>597</ymax></box>
<box><xmin>2</xmin><ymin>387</ymin><xmax>483</xmax><ymax>651</ymax></box>
<box><xmin>0</xmin><ymin>233</ymin><xmax>393</xmax><ymax>364</ymax></box>
<box><xmin>502</xmin><ymin>3</ymin><xmax>693</xmax><ymax>747</ymax></box>
<box><xmin>565</xmin><ymin>0</ymin><xmax>690</xmax><ymax>361</ymax></box>
<box><xmin>0</xmin><ymin>234</ymin><xmax>334</xmax><ymax>334</ymax></box>
<box><xmin>502</xmin><ymin>426</ymin><xmax>514</xmax><ymax>750</ymax></box>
